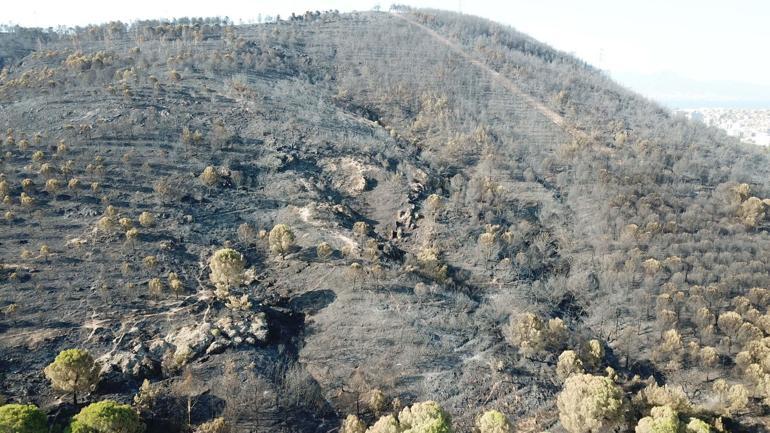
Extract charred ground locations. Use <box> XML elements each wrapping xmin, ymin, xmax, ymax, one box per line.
<box><xmin>1</xmin><ymin>7</ymin><xmax>770</xmax><ymax>433</ymax></box>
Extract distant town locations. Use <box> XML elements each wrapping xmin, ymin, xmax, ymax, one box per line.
<box><xmin>677</xmin><ymin>108</ymin><xmax>770</xmax><ymax>146</ymax></box>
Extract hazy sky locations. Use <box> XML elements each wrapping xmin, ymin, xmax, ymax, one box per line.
<box><xmin>5</xmin><ymin>1</ymin><xmax>770</xmax><ymax>107</ymax></box>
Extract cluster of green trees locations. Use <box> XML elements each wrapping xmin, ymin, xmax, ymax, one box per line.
<box><xmin>1</xmin><ymin>349</ymin><xmax>144</xmax><ymax>433</ymax></box>
<box><xmin>332</xmin><ymin>370</ymin><xmax>723</xmax><ymax>433</ymax></box>
<box><xmin>3</xmin><ymin>356</ymin><xmax>726</xmax><ymax>433</ymax></box>
<box><xmin>0</xmin><ymin>400</ymin><xmax>143</xmax><ymax>433</ymax></box>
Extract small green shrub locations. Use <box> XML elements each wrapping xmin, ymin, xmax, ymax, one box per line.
<box><xmin>45</xmin><ymin>179</ymin><xmax>60</xmax><ymax>196</ymax></box>
<box><xmin>340</xmin><ymin>414</ymin><xmax>365</xmax><ymax>433</ymax></box>
<box><xmin>125</xmin><ymin>228</ymin><xmax>139</xmax><ymax>244</ymax></box>
<box><xmin>556</xmin><ymin>350</ymin><xmax>584</xmax><ymax>380</ymax></box>
<box><xmin>118</xmin><ymin>218</ymin><xmax>132</xmax><ymax>231</ymax></box>
<box><xmin>43</xmin><ymin>348</ymin><xmax>99</xmax><ymax>405</ymax></box>
<box><xmin>369</xmin><ymin>389</ymin><xmax>387</xmax><ymax>414</ymax></box>
<box><xmin>68</xmin><ymin>400</ymin><xmax>144</xmax><ymax>433</ymax></box>
<box><xmin>148</xmin><ymin>278</ymin><xmax>164</xmax><ymax>298</ymax></box>
<box><xmin>142</xmin><ymin>256</ymin><xmax>158</xmax><ymax>270</ymax></box>
<box><xmin>20</xmin><ymin>193</ymin><xmax>34</xmax><ymax>208</ymax></box>
<box><xmin>269</xmin><ymin>224</ymin><xmax>295</xmax><ymax>256</ymax></box>
<box><xmin>0</xmin><ymin>403</ymin><xmax>48</xmax><ymax>433</ymax></box>
<box><xmin>556</xmin><ymin>374</ymin><xmax>624</xmax><ymax>433</ymax></box>
<box><xmin>352</xmin><ymin>221</ymin><xmax>369</xmax><ymax>237</ymax></box>
<box><xmin>200</xmin><ymin>166</ymin><xmax>218</xmax><ymax>187</ymax></box>
<box><xmin>415</xmin><ymin>245</ymin><xmax>448</xmax><ymax>283</ymax></box>
<box><xmin>168</xmin><ymin>273</ymin><xmax>184</xmax><ymax>299</ymax></box>
<box><xmin>476</xmin><ymin>410</ymin><xmax>511</xmax><ymax>433</ymax></box>
<box><xmin>194</xmin><ymin>417</ymin><xmax>228</xmax><ymax>433</ymax></box>
<box><xmin>209</xmin><ymin>248</ymin><xmax>245</xmax><ymax>289</ymax></box>
<box><xmin>684</xmin><ymin>418</ymin><xmax>711</xmax><ymax>433</ymax></box>
<box><xmin>138</xmin><ymin>212</ymin><xmax>154</xmax><ymax>227</ymax></box>
<box><xmin>367</xmin><ymin>414</ymin><xmax>400</xmax><ymax>433</ymax></box>
<box><xmin>398</xmin><ymin>401</ymin><xmax>452</xmax><ymax>433</ymax></box>
<box><xmin>316</xmin><ymin>242</ymin><xmax>333</xmax><ymax>260</ymax></box>
<box><xmin>634</xmin><ymin>406</ymin><xmax>680</xmax><ymax>433</ymax></box>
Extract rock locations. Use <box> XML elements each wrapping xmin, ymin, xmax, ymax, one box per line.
<box><xmin>211</xmin><ymin>313</ymin><xmax>268</xmax><ymax>346</ymax></box>
<box><xmin>250</xmin><ymin>312</ymin><xmax>269</xmax><ymax>341</ymax></box>
<box><xmin>147</xmin><ymin>338</ymin><xmax>169</xmax><ymax>358</ymax></box>
<box><xmin>97</xmin><ymin>350</ymin><xmax>159</xmax><ymax>385</ymax></box>
<box><xmin>320</xmin><ymin>157</ymin><xmax>375</xmax><ymax>196</ymax></box>
<box><xmin>205</xmin><ymin>341</ymin><xmax>227</xmax><ymax>355</ymax></box>
<box><xmin>164</xmin><ymin>322</ymin><xmax>213</xmax><ymax>365</ymax></box>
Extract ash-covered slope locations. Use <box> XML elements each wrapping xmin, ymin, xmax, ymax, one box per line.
<box><xmin>1</xmin><ymin>8</ymin><xmax>769</xmax><ymax>433</ymax></box>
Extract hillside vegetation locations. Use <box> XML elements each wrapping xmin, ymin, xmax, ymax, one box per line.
<box><xmin>1</xmin><ymin>6</ymin><xmax>770</xmax><ymax>433</ymax></box>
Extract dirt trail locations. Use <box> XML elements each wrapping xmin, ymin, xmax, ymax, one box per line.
<box><xmin>391</xmin><ymin>12</ymin><xmax>587</xmax><ymax>141</ymax></box>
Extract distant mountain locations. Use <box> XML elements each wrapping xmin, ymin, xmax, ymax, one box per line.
<box><xmin>613</xmin><ymin>70</ymin><xmax>770</xmax><ymax>109</ymax></box>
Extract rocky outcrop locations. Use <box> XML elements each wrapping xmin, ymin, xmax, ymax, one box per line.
<box><xmin>97</xmin><ymin>349</ymin><xmax>161</xmax><ymax>388</ymax></box>
<box><xmin>210</xmin><ymin>313</ymin><xmax>269</xmax><ymax>350</ymax></box>
<box><xmin>161</xmin><ymin>313</ymin><xmax>269</xmax><ymax>365</ymax></box>
<box><xmin>164</xmin><ymin>322</ymin><xmax>214</xmax><ymax>366</ymax></box>
<box><xmin>320</xmin><ymin>157</ymin><xmax>372</xmax><ymax>196</ymax></box>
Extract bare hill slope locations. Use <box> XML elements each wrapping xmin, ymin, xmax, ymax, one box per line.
<box><xmin>1</xmin><ymin>8</ymin><xmax>769</xmax><ymax>433</ymax></box>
